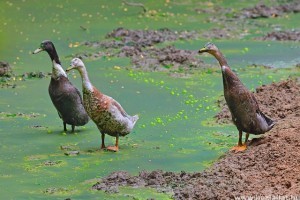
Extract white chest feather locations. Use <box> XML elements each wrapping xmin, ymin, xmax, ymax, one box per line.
<box><xmin>221</xmin><ymin>65</ymin><xmax>227</xmax><ymax>72</ymax></box>
<box><xmin>52</xmin><ymin>60</ymin><xmax>67</xmax><ymax>79</ymax></box>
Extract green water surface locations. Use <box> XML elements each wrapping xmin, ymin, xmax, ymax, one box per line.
<box><xmin>1</xmin><ymin>0</ymin><xmax>299</xmax><ymax>199</ymax></box>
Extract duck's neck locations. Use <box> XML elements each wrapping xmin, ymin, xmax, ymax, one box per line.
<box><xmin>78</xmin><ymin>67</ymin><xmax>93</xmax><ymax>92</ymax></box>
<box><xmin>211</xmin><ymin>50</ymin><xmax>237</xmax><ymax>92</ymax></box>
<box><xmin>46</xmin><ymin>48</ymin><xmax>67</xmax><ymax>79</ymax></box>
<box><xmin>212</xmin><ymin>50</ymin><xmax>229</xmax><ymax>68</ymax></box>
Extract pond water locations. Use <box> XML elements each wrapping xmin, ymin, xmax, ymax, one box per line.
<box><xmin>1</xmin><ymin>1</ymin><xmax>299</xmax><ymax>199</ymax></box>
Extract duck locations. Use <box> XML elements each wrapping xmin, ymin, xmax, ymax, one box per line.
<box><xmin>33</xmin><ymin>40</ymin><xmax>89</xmax><ymax>132</ymax></box>
<box><xmin>198</xmin><ymin>42</ymin><xmax>274</xmax><ymax>151</ymax></box>
<box><xmin>66</xmin><ymin>58</ymin><xmax>139</xmax><ymax>152</ymax></box>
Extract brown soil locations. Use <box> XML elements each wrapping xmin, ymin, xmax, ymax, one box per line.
<box><xmin>92</xmin><ymin>78</ymin><xmax>300</xmax><ymax>199</ymax></box>
<box><xmin>118</xmin><ymin>45</ymin><xmax>209</xmax><ymax>71</ymax></box>
<box><xmin>235</xmin><ymin>2</ymin><xmax>300</xmax><ymax>19</ymax></box>
<box><xmin>0</xmin><ymin>61</ymin><xmax>12</xmax><ymax>76</ymax></box>
<box><xmin>260</xmin><ymin>30</ymin><xmax>300</xmax><ymax>41</ymax></box>
<box><xmin>105</xmin><ymin>27</ymin><xmax>199</xmax><ymax>47</ymax></box>
<box><xmin>76</xmin><ymin>28</ymin><xmax>212</xmax><ymax>72</ymax></box>
<box><xmin>80</xmin><ymin>27</ymin><xmax>200</xmax><ymax>50</ymax></box>
<box><xmin>195</xmin><ymin>1</ymin><xmax>300</xmax><ymax>40</ymax></box>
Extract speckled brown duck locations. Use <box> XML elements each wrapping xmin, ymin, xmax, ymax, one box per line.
<box><xmin>199</xmin><ymin>42</ymin><xmax>274</xmax><ymax>151</ymax></box>
<box><xmin>66</xmin><ymin>58</ymin><xmax>139</xmax><ymax>152</ymax></box>
<box><xmin>33</xmin><ymin>40</ymin><xmax>89</xmax><ymax>132</ymax></box>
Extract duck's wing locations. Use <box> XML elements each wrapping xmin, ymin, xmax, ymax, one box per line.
<box><xmin>110</xmin><ymin>99</ymin><xmax>129</xmax><ymax>118</ymax></box>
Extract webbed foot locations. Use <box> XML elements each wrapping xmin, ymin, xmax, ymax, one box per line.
<box><xmin>106</xmin><ymin>146</ymin><xmax>119</xmax><ymax>152</ymax></box>
<box><xmin>231</xmin><ymin>144</ymin><xmax>247</xmax><ymax>152</ymax></box>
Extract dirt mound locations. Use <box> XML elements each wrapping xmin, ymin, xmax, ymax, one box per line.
<box><xmin>260</xmin><ymin>30</ymin><xmax>300</xmax><ymax>41</ymax></box>
<box><xmin>76</xmin><ymin>28</ymin><xmax>209</xmax><ymax>72</ymax></box>
<box><xmin>105</xmin><ymin>27</ymin><xmax>199</xmax><ymax>47</ymax></box>
<box><xmin>92</xmin><ymin>78</ymin><xmax>300</xmax><ymax>199</ymax></box>
<box><xmin>236</xmin><ymin>2</ymin><xmax>300</xmax><ymax>19</ymax></box>
<box><xmin>0</xmin><ymin>61</ymin><xmax>12</xmax><ymax>77</ymax></box>
<box><xmin>82</xmin><ymin>28</ymin><xmax>200</xmax><ymax>49</ymax></box>
<box><xmin>118</xmin><ymin>45</ymin><xmax>207</xmax><ymax>71</ymax></box>
<box><xmin>215</xmin><ymin>78</ymin><xmax>300</xmax><ymax>124</ymax></box>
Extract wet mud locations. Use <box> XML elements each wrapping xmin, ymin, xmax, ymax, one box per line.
<box><xmin>195</xmin><ymin>1</ymin><xmax>300</xmax><ymax>40</ymax></box>
<box><xmin>86</xmin><ymin>27</ymin><xmax>200</xmax><ymax>48</ymax></box>
<box><xmin>0</xmin><ymin>61</ymin><xmax>12</xmax><ymax>77</ymax></box>
<box><xmin>235</xmin><ymin>2</ymin><xmax>300</xmax><ymax>19</ymax></box>
<box><xmin>77</xmin><ymin>28</ymin><xmax>211</xmax><ymax>72</ymax></box>
<box><xmin>92</xmin><ymin>78</ymin><xmax>300</xmax><ymax>199</ymax></box>
<box><xmin>259</xmin><ymin>30</ymin><xmax>300</xmax><ymax>41</ymax></box>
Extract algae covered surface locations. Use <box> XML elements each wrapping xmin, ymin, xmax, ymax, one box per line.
<box><xmin>0</xmin><ymin>0</ymin><xmax>299</xmax><ymax>199</ymax></box>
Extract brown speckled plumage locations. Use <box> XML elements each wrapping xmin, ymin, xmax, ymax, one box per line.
<box><xmin>67</xmin><ymin>58</ymin><xmax>138</xmax><ymax>151</ymax></box>
<box><xmin>83</xmin><ymin>87</ymin><xmax>137</xmax><ymax>137</ymax></box>
<box><xmin>199</xmin><ymin>42</ymin><xmax>274</xmax><ymax>151</ymax></box>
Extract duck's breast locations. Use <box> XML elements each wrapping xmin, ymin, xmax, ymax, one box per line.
<box><xmin>49</xmin><ymin>77</ymin><xmax>89</xmax><ymax>126</ymax></box>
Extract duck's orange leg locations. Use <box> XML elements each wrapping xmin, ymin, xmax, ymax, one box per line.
<box><xmin>231</xmin><ymin>130</ymin><xmax>247</xmax><ymax>152</ymax></box>
<box><xmin>106</xmin><ymin>135</ymin><xmax>119</xmax><ymax>152</ymax></box>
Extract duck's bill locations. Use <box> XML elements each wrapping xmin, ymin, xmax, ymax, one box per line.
<box><xmin>66</xmin><ymin>66</ymin><xmax>75</xmax><ymax>72</ymax></box>
<box><xmin>32</xmin><ymin>48</ymin><xmax>44</xmax><ymax>54</ymax></box>
<box><xmin>198</xmin><ymin>47</ymin><xmax>208</xmax><ymax>54</ymax></box>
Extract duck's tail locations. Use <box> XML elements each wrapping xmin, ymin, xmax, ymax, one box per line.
<box><xmin>131</xmin><ymin>114</ymin><xmax>139</xmax><ymax>125</ymax></box>
<box><xmin>261</xmin><ymin>112</ymin><xmax>275</xmax><ymax>131</ymax></box>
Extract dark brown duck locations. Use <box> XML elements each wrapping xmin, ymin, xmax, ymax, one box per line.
<box><xmin>199</xmin><ymin>42</ymin><xmax>274</xmax><ymax>151</ymax></box>
<box><xmin>33</xmin><ymin>40</ymin><xmax>89</xmax><ymax>132</ymax></box>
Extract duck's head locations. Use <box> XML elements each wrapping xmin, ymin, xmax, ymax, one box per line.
<box><xmin>198</xmin><ymin>42</ymin><xmax>219</xmax><ymax>54</ymax></box>
<box><xmin>66</xmin><ymin>58</ymin><xmax>84</xmax><ymax>72</ymax></box>
<box><xmin>33</xmin><ymin>40</ymin><xmax>55</xmax><ymax>54</ymax></box>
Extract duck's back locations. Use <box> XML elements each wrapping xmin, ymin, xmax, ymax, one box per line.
<box><xmin>83</xmin><ymin>87</ymin><xmax>138</xmax><ymax>137</ymax></box>
<box><xmin>49</xmin><ymin>77</ymin><xmax>89</xmax><ymax>126</ymax></box>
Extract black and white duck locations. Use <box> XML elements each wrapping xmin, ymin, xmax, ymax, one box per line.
<box><xmin>33</xmin><ymin>40</ymin><xmax>89</xmax><ymax>132</ymax></box>
<box><xmin>66</xmin><ymin>58</ymin><xmax>139</xmax><ymax>152</ymax></box>
<box><xmin>198</xmin><ymin>42</ymin><xmax>275</xmax><ymax>151</ymax></box>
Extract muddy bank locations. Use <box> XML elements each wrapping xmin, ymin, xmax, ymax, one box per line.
<box><xmin>92</xmin><ymin>78</ymin><xmax>300</xmax><ymax>199</ymax></box>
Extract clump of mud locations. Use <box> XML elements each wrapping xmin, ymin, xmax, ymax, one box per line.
<box><xmin>194</xmin><ymin>1</ymin><xmax>300</xmax><ymax>40</ymax></box>
<box><xmin>84</xmin><ymin>27</ymin><xmax>200</xmax><ymax>48</ymax></box>
<box><xmin>215</xmin><ymin>79</ymin><xmax>300</xmax><ymax>124</ymax></box>
<box><xmin>0</xmin><ymin>61</ymin><xmax>12</xmax><ymax>77</ymax></box>
<box><xmin>22</xmin><ymin>71</ymin><xmax>48</xmax><ymax>79</ymax></box>
<box><xmin>76</xmin><ymin>28</ymin><xmax>210</xmax><ymax>72</ymax></box>
<box><xmin>118</xmin><ymin>45</ymin><xmax>206</xmax><ymax>71</ymax></box>
<box><xmin>106</xmin><ymin>27</ymin><xmax>200</xmax><ymax>46</ymax></box>
<box><xmin>260</xmin><ymin>30</ymin><xmax>300</xmax><ymax>41</ymax></box>
<box><xmin>92</xmin><ymin>78</ymin><xmax>300</xmax><ymax>199</ymax></box>
<box><xmin>235</xmin><ymin>2</ymin><xmax>300</xmax><ymax>19</ymax></box>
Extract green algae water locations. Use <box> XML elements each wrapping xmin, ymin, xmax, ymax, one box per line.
<box><xmin>1</xmin><ymin>0</ymin><xmax>299</xmax><ymax>199</ymax></box>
